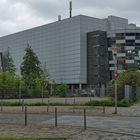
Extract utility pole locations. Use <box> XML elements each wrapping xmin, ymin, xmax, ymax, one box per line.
<box><xmin>114</xmin><ymin>53</ymin><xmax>118</xmax><ymax>114</ymax></box>
<box><xmin>110</xmin><ymin>46</ymin><xmax>118</xmax><ymax>114</ymax></box>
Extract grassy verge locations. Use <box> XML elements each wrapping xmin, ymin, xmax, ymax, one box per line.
<box><xmin>0</xmin><ymin>138</ymin><xmax>66</xmax><ymax>140</ymax></box>
<box><xmin>0</xmin><ymin>99</ymin><xmax>137</xmax><ymax>107</ymax></box>
<box><xmin>85</xmin><ymin>99</ymin><xmax>135</xmax><ymax>107</ymax></box>
<box><xmin>0</xmin><ymin>102</ymin><xmax>80</xmax><ymax>106</ymax></box>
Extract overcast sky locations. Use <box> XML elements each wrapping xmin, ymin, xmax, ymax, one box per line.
<box><xmin>0</xmin><ymin>0</ymin><xmax>139</xmax><ymax>37</ymax></box>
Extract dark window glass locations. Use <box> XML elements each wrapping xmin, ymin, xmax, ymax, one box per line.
<box><xmin>126</xmin><ymin>40</ymin><xmax>135</xmax><ymax>46</ymax></box>
<box><xmin>136</xmin><ymin>33</ymin><xmax>140</xmax><ymax>39</ymax></box>
<box><xmin>135</xmin><ymin>43</ymin><xmax>140</xmax><ymax>46</ymax></box>
<box><xmin>116</xmin><ymin>33</ymin><xmax>125</xmax><ymax>39</ymax></box>
<box><xmin>126</xmin><ymin>33</ymin><xmax>135</xmax><ymax>36</ymax></box>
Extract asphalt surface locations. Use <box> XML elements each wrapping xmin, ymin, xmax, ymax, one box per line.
<box><xmin>1</xmin><ymin>112</ymin><xmax>140</xmax><ymax>135</ymax></box>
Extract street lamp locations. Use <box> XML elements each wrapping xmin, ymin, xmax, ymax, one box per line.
<box><xmin>110</xmin><ymin>46</ymin><xmax>118</xmax><ymax>114</ymax></box>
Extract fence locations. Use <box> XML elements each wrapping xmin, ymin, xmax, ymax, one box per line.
<box><xmin>0</xmin><ymin>84</ymin><xmax>106</xmax><ymax>100</ymax></box>
<box><xmin>0</xmin><ymin>105</ymin><xmax>107</xmax><ymax>130</ymax></box>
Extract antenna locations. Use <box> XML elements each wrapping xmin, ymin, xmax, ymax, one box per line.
<box><xmin>69</xmin><ymin>1</ymin><xmax>72</xmax><ymax>18</ymax></box>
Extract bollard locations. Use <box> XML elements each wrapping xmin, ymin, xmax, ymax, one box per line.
<box><xmin>103</xmin><ymin>105</ymin><xmax>105</xmax><ymax>114</ymax></box>
<box><xmin>84</xmin><ymin>108</ymin><xmax>87</xmax><ymax>130</ymax></box>
<box><xmin>22</xmin><ymin>99</ymin><xmax>24</xmax><ymax>112</ymax></box>
<box><xmin>41</xmin><ymin>86</ymin><xmax>44</xmax><ymax>105</ymax></box>
<box><xmin>25</xmin><ymin>105</ymin><xmax>27</xmax><ymax>126</ymax></box>
<box><xmin>1</xmin><ymin>99</ymin><xmax>3</xmax><ymax>112</ymax></box>
<box><xmin>55</xmin><ymin>107</ymin><xmax>57</xmax><ymax>127</ymax></box>
<box><xmin>47</xmin><ymin>99</ymin><xmax>50</xmax><ymax>112</ymax></box>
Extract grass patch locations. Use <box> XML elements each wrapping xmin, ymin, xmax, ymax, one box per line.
<box><xmin>0</xmin><ymin>101</ymin><xmax>84</xmax><ymax>107</ymax></box>
<box><xmin>1</xmin><ymin>102</ymin><xmax>68</xmax><ymax>107</ymax></box>
<box><xmin>0</xmin><ymin>138</ymin><xmax>66</xmax><ymax>140</ymax></box>
<box><xmin>85</xmin><ymin>99</ymin><xmax>134</xmax><ymax>107</ymax></box>
<box><xmin>0</xmin><ymin>99</ymin><xmax>136</xmax><ymax>107</ymax></box>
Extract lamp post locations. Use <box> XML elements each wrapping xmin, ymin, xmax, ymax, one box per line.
<box><xmin>114</xmin><ymin>53</ymin><xmax>118</xmax><ymax>114</ymax></box>
<box><xmin>110</xmin><ymin>47</ymin><xmax>118</xmax><ymax>114</ymax></box>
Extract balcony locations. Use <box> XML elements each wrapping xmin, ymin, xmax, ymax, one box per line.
<box><xmin>135</xmin><ymin>40</ymin><xmax>140</xmax><ymax>43</ymax></box>
<box><xmin>116</xmin><ymin>40</ymin><xmax>125</xmax><ymax>44</ymax></box>
<box><xmin>117</xmin><ymin>53</ymin><xmax>126</xmax><ymax>57</ymax></box>
<box><xmin>109</xmin><ymin>60</ymin><xmax>114</xmax><ymax>64</ymax></box>
<box><xmin>125</xmin><ymin>46</ymin><xmax>135</xmax><ymax>50</ymax></box>
<box><xmin>125</xmin><ymin>36</ymin><xmax>135</xmax><ymax>40</ymax></box>
<box><xmin>125</xmin><ymin>60</ymin><xmax>135</xmax><ymax>64</ymax></box>
<box><xmin>118</xmin><ymin>70</ymin><xmax>125</xmax><ymax>73</ymax></box>
<box><xmin>134</xmin><ymin>56</ymin><xmax>140</xmax><ymax>60</ymax></box>
<box><xmin>109</xmin><ymin>67</ymin><xmax>115</xmax><ymax>71</ymax></box>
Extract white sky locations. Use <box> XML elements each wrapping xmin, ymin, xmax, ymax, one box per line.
<box><xmin>0</xmin><ymin>0</ymin><xmax>140</xmax><ymax>37</ymax></box>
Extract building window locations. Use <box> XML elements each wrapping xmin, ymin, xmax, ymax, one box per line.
<box><xmin>116</xmin><ymin>33</ymin><xmax>125</xmax><ymax>39</ymax></box>
<box><xmin>126</xmin><ymin>40</ymin><xmax>135</xmax><ymax>46</ymax></box>
<box><xmin>126</xmin><ymin>33</ymin><xmax>135</xmax><ymax>36</ymax></box>
<box><xmin>136</xmin><ymin>33</ymin><xmax>140</xmax><ymax>39</ymax></box>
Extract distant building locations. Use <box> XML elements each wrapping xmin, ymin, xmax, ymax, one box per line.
<box><xmin>0</xmin><ymin>15</ymin><xmax>140</xmax><ymax>89</ymax></box>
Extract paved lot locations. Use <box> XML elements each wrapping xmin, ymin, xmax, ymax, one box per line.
<box><xmin>1</xmin><ymin>110</ymin><xmax>140</xmax><ymax>139</ymax></box>
<box><xmin>46</xmin><ymin>115</ymin><xmax>140</xmax><ymax>131</ymax></box>
<box><xmin>1</xmin><ymin>100</ymin><xmax>140</xmax><ymax>139</ymax></box>
<box><xmin>1</xmin><ymin>112</ymin><xmax>140</xmax><ymax>134</ymax></box>
<box><xmin>0</xmin><ymin>124</ymin><xmax>140</xmax><ymax>140</ymax></box>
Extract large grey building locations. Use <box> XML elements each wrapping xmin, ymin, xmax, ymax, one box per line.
<box><xmin>0</xmin><ymin>15</ymin><xmax>140</xmax><ymax>89</ymax></box>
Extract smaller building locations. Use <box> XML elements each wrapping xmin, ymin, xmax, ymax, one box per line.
<box><xmin>108</xmin><ymin>28</ymin><xmax>140</xmax><ymax>79</ymax></box>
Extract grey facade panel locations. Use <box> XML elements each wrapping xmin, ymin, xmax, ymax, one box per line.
<box><xmin>0</xmin><ymin>16</ymin><xmax>82</xmax><ymax>84</ymax></box>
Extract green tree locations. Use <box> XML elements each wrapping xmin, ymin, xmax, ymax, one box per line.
<box><xmin>118</xmin><ymin>69</ymin><xmax>139</xmax><ymax>86</ymax></box>
<box><xmin>0</xmin><ymin>72</ymin><xmax>21</xmax><ymax>98</ymax></box>
<box><xmin>4</xmin><ymin>47</ymin><xmax>15</xmax><ymax>73</ymax></box>
<box><xmin>20</xmin><ymin>44</ymin><xmax>43</xmax><ymax>87</ymax></box>
<box><xmin>107</xmin><ymin>69</ymin><xmax>140</xmax><ymax>100</ymax></box>
<box><xmin>54</xmin><ymin>84</ymin><xmax>69</xmax><ymax>97</ymax></box>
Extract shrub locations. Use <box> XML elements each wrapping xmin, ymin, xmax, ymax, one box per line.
<box><xmin>117</xmin><ymin>99</ymin><xmax>134</xmax><ymax>107</ymax></box>
<box><xmin>85</xmin><ymin>99</ymin><xmax>134</xmax><ymax>107</ymax></box>
<box><xmin>54</xmin><ymin>84</ymin><xmax>69</xmax><ymax>97</ymax></box>
<box><xmin>107</xmin><ymin>80</ymin><xmax>124</xmax><ymax>100</ymax></box>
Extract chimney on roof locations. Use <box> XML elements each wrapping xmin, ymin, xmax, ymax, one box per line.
<box><xmin>69</xmin><ymin>1</ymin><xmax>72</xmax><ymax>18</ymax></box>
<box><xmin>58</xmin><ymin>15</ymin><xmax>61</xmax><ymax>21</ymax></box>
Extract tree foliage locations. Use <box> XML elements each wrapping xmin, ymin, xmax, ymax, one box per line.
<box><xmin>118</xmin><ymin>69</ymin><xmax>140</xmax><ymax>86</ymax></box>
<box><xmin>4</xmin><ymin>47</ymin><xmax>15</xmax><ymax>73</ymax></box>
<box><xmin>107</xmin><ymin>69</ymin><xmax>140</xmax><ymax>100</ymax></box>
<box><xmin>20</xmin><ymin>44</ymin><xmax>44</xmax><ymax>87</ymax></box>
<box><xmin>0</xmin><ymin>72</ymin><xmax>20</xmax><ymax>97</ymax></box>
<box><xmin>54</xmin><ymin>84</ymin><xmax>69</xmax><ymax>97</ymax></box>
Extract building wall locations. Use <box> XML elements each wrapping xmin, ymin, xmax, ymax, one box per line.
<box><xmin>0</xmin><ymin>15</ymin><xmax>109</xmax><ymax>85</ymax></box>
<box><xmin>79</xmin><ymin>15</ymin><xmax>108</xmax><ymax>84</ymax></box>
<box><xmin>108</xmin><ymin>28</ymin><xmax>140</xmax><ymax>79</ymax></box>
<box><xmin>87</xmin><ymin>31</ymin><xmax>109</xmax><ymax>86</ymax></box>
<box><xmin>0</xmin><ymin>16</ymin><xmax>81</xmax><ymax>84</ymax></box>
<box><xmin>0</xmin><ymin>15</ymin><xmax>139</xmax><ymax>85</ymax></box>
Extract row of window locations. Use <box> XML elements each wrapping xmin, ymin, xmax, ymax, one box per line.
<box><xmin>116</xmin><ymin>33</ymin><xmax>140</xmax><ymax>39</ymax></box>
